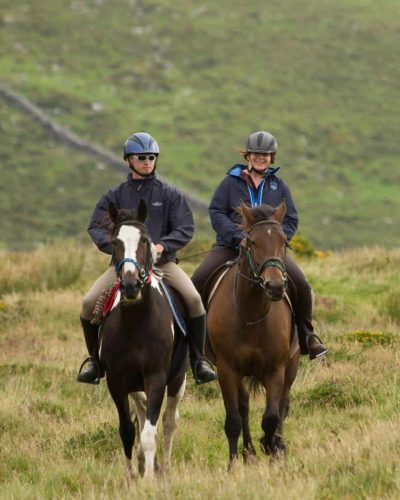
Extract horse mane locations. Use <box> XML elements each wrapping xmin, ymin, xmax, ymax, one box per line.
<box><xmin>238</xmin><ymin>204</ymin><xmax>277</xmax><ymax>231</ymax></box>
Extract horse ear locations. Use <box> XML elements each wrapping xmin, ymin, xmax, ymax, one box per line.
<box><xmin>274</xmin><ymin>199</ymin><xmax>286</xmax><ymax>224</ymax></box>
<box><xmin>109</xmin><ymin>202</ymin><xmax>119</xmax><ymax>224</ymax></box>
<box><xmin>137</xmin><ymin>198</ymin><xmax>147</xmax><ymax>223</ymax></box>
<box><xmin>239</xmin><ymin>201</ymin><xmax>255</xmax><ymax>225</ymax></box>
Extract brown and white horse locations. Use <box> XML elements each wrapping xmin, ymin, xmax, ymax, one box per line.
<box><xmin>99</xmin><ymin>200</ymin><xmax>187</xmax><ymax>481</ymax></box>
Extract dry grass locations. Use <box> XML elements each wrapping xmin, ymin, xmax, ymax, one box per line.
<box><xmin>0</xmin><ymin>244</ymin><xmax>399</xmax><ymax>498</ymax></box>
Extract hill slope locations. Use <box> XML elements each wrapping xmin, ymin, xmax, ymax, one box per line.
<box><xmin>1</xmin><ymin>0</ymin><xmax>399</xmax><ymax>249</ymax></box>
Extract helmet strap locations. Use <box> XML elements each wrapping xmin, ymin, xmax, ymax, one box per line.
<box><xmin>248</xmin><ymin>159</ymin><xmax>268</xmax><ymax>176</ymax></box>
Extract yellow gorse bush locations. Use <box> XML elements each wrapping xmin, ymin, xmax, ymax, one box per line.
<box><xmin>343</xmin><ymin>330</ymin><xmax>395</xmax><ymax>346</ymax></box>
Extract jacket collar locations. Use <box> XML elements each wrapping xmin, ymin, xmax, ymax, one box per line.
<box><xmin>227</xmin><ymin>164</ymin><xmax>280</xmax><ymax>179</ymax></box>
<box><xmin>127</xmin><ymin>172</ymin><xmax>157</xmax><ymax>184</ymax></box>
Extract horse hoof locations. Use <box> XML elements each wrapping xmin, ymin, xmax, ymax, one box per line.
<box><xmin>243</xmin><ymin>447</ymin><xmax>257</xmax><ymax>464</ymax></box>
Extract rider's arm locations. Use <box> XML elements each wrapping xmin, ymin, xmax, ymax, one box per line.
<box><xmin>209</xmin><ymin>179</ymin><xmax>246</xmax><ymax>247</ymax></box>
<box><xmin>87</xmin><ymin>190</ymin><xmax>116</xmax><ymax>255</ymax></box>
<box><xmin>158</xmin><ymin>188</ymin><xmax>194</xmax><ymax>252</ymax></box>
<box><xmin>281</xmin><ymin>181</ymin><xmax>298</xmax><ymax>242</ymax></box>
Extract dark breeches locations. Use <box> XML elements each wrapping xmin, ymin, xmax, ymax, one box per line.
<box><xmin>191</xmin><ymin>246</ymin><xmax>239</xmax><ymax>295</ymax></box>
<box><xmin>284</xmin><ymin>254</ymin><xmax>314</xmax><ymax>333</ymax></box>
<box><xmin>192</xmin><ymin>246</ymin><xmax>314</xmax><ymax>334</ymax></box>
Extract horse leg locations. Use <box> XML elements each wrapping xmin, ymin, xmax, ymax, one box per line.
<box><xmin>218</xmin><ymin>361</ymin><xmax>242</xmax><ymax>469</ymax></box>
<box><xmin>260</xmin><ymin>367</ymin><xmax>285</xmax><ymax>457</ymax></box>
<box><xmin>141</xmin><ymin>373</ymin><xmax>167</xmax><ymax>479</ymax></box>
<box><xmin>130</xmin><ymin>391</ymin><xmax>147</xmax><ymax>477</ymax></box>
<box><xmin>238</xmin><ymin>382</ymin><xmax>256</xmax><ymax>464</ymax></box>
<box><xmin>275</xmin><ymin>353</ymin><xmax>300</xmax><ymax>453</ymax></box>
<box><xmin>162</xmin><ymin>374</ymin><xmax>186</xmax><ymax>472</ymax></box>
<box><xmin>107</xmin><ymin>380</ymin><xmax>137</xmax><ymax>482</ymax></box>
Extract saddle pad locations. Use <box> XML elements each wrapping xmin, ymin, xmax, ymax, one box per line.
<box><xmin>207</xmin><ymin>267</ymin><xmax>231</xmax><ymax>308</ymax></box>
<box><xmin>159</xmin><ymin>280</ymin><xmax>187</xmax><ymax>337</ymax></box>
<box><xmin>91</xmin><ymin>278</ymin><xmax>121</xmax><ymax>325</ymax></box>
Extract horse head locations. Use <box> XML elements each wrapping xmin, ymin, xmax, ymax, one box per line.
<box><xmin>238</xmin><ymin>200</ymin><xmax>288</xmax><ymax>301</ymax></box>
<box><xmin>109</xmin><ymin>200</ymin><xmax>157</xmax><ymax>303</ymax></box>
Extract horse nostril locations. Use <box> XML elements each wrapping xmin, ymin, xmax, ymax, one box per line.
<box><xmin>123</xmin><ymin>279</ymin><xmax>140</xmax><ymax>299</ymax></box>
<box><xmin>265</xmin><ymin>280</ymin><xmax>285</xmax><ymax>300</ymax></box>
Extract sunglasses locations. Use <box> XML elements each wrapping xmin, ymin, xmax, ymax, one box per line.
<box><xmin>130</xmin><ymin>154</ymin><xmax>157</xmax><ymax>162</ymax></box>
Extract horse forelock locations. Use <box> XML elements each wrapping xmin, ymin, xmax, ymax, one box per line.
<box><xmin>240</xmin><ymin>204</ymin><xmax>277</xmax><ymax>231</ymax></box>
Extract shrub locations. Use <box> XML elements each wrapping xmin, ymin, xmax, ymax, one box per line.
<box><xmin>341</xmin><ymin>330</ymin><xmax>395</xmax><ymax>346</ymax></box>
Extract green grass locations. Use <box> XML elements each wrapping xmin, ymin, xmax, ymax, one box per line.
<box><xmin>1</xmin><ymin>0</ymin><xmax>400</xmax><ymax>250</ymax></box>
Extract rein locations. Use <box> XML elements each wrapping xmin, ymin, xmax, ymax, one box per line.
<box><xmin>233</xmin><ymin>220</ymin><xmax>287</xmax><ymax>327</ymax></box>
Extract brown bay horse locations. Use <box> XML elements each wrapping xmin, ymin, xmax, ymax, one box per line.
<box><xmin>207</xmin><ymin>201</ymin><xmax>300</xmax><ymax>467</ymax></box>
<box><xmin>99</xmin><ymin>201</ymin><xmax>187</xmax><ymax>481</ymax></box>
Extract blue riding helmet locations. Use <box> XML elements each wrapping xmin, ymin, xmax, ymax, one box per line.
<box><xmin>123</xmin><ymin>132</ymin><xmax>160</xmax><ymax>159</ymax></box>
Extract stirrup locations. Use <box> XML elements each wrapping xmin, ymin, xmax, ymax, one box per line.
<box><xmin>77</xmin><ymin>357</ymin><xmax>101</xmax><ymax>385</ymax></box>
<box><xmin>193</xmin><ymin>358</ymin><xmax>218</xmax><ymax>385</ymax></box>
<box><xmin>306</xmin><ymin>333</ymin><xmax>328</xmax><ymax>359</ymax></box>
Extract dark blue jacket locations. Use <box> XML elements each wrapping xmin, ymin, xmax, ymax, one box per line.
<box><xmin>88</xmin><ymin>174</ymin><xmax>194</xmax><ymax>265</ymax></box>
<box><xmin>209</xmin><ymin>164</ymin><xmax>298</xmax><ymax>247</ymax></box>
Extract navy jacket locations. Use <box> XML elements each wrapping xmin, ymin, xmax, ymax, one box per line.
<box><xmin>88</xmin><ymin>174</ymin><xmax>194</xmax><ymax>265</ymax></box>
<box><xmin>209</xmin><ymin>164</ymin><xmax>298</xmax><ymax>247</ymax></box>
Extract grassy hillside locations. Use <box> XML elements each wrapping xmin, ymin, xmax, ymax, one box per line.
<box><xmin>1</xmin><ymin>0</ymin><xmax>399</xmax><ymax>249</ymax></box>
<box><xmin>0</xmin><ymin>243</ymin><xmax>399</xmax><ymax>497</ymax></box>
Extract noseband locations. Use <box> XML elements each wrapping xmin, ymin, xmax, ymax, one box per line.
<box><xmin>240</xmin><ymin>220</ymin><xmax>287</xmax><ymax>289</ymax></box>
<box><xmin>113</xmin><ymin>220</ymin><xmax>153</xmax><ymax>288</ymax></box>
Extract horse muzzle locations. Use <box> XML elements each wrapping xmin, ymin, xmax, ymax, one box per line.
<box><xmin>120</xmin><ymin>278</ymin><xmax>142</xmax><ymax>303</ymax></box>
<box><xmin>264</xmin><ymin>280</ymin><xmax>286</xmax><ymax>301</ymax></box>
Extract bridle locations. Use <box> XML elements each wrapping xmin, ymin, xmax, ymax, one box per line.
<box><xmin>234</xmin><ymin>219</ymin><xmax>287</xmax><ymax>327</ymax></box>
<box><xmin>238</xmin><ymin>220</ymin><xmax>287</xmax><ymax>290</ymax></box>
<box><xmin>113</xmin><ymin>220</ymin><xmax>154</xmax><ymax>288</ymax></box>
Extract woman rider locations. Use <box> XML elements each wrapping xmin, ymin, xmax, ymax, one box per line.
<box><xmin>77</xmin><ymin>132</ymin><xmax>217</xmax><ymax>385</ymax></box>
<box><xmin>192</xmin><ymin>131</ymin><xmax>327</xmax><ymax>360</ymax></box>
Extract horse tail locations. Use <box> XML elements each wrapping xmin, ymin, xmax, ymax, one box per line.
<box><xmin>247</xmin><ymin>376</ymin><xmax>265</xmax><ymax>397</ymax></box>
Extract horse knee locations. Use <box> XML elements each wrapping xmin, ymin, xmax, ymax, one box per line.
<box><xmin>225</xmin><ymin>413</ymin><xmax>241</xmax><ymax>440</ymax></box>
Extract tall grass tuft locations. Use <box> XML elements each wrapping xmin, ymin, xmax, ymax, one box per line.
<box><xmin>0</xmin><ymin>241</ymin><xmax>85</xmax><ymax>294</ymax></box>
<box><xmin>383</xmin><ymin>287</ymin><xmax>400</xmax><ymax>324</ymax></box>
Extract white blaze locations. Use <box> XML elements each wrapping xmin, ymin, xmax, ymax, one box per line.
<box><xmin>117</xmin><ymin>226</ymin><xmax>141</xmax><ymax>274</ymax></box>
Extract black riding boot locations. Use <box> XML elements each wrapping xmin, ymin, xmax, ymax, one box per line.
<box><xmin>290</xmin><ymin>278</ymin><xmax>327</xmax><ymax>360</ymax></box>
<box><xmin>76</xmin><ymin>317</ymin><xmax>102</xmax><ymax>385</ymax></box>
<box><xmin>188</xmin><ymin>315</ymin><xmax>217</xmax><ymax>385</ymax></box>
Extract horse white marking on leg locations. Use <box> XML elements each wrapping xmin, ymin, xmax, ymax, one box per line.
<box><xmin>162</xmin><ymin>376</ymin><xmax>186</xmax><ymax>470</ymax></box>
<box><xmin>141</xmin><ymin>419</ymin><xmax>158</xmax><ymax>479</ymax></box>
<box><xmin>130</xmin><ymin>392</ymin><xmax>147</xmax><ymax>475</ymax></box>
